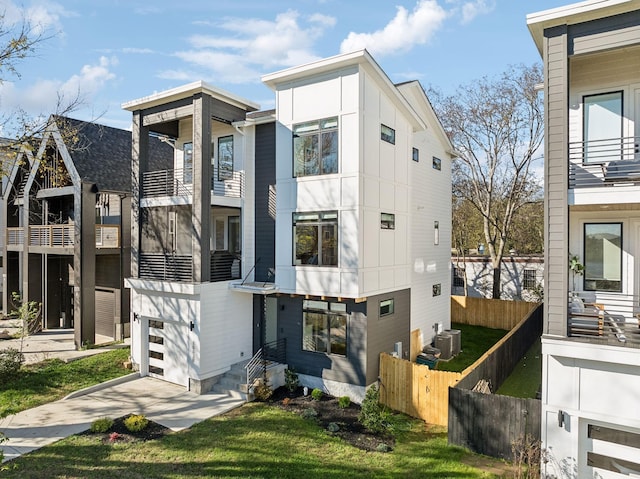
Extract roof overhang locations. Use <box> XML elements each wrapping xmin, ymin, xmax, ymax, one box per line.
<box><xmin>527</xmin><ymin>0</ymin><xmax>640</xmax><ymax>55</ymax></box>
<box><xmin>228</xmin><ymin>281</ymin><xmax>280</xmax><ymax>295</ymax></box>
<box><xmin>122</xmin><ymin>80</ymin><xmax>260</xmax><ymax>113</ymax></box>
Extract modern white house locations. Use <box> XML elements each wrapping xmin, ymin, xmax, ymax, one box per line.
<box><xmin>528</xmin><ymin>1</ymin><xmax>640</xmax><ymax>477</ymax></box>
<box><xmin>123</xmin><ymin>50</ymin><xmax>455</xmax><ymax>401</ymax></box>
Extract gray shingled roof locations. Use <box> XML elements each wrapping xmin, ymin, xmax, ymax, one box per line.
<box><xmin>52</xmin><ymin>116</ymin><xmax>173</xmax><ymax>193</ymax></box>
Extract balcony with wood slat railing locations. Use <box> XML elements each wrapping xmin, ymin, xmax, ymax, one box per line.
<box><xmin>138</xmin><ymin>251</ymin><xmax>242</xmax><ymax>283</ymax></box>
<box><xmin>569</xmin><ymin>136</ymin><xmax>640</xmax><ymax>189</ymax></box>
<box><xmin>141</xmin><ymin>167</ymin><xmax>244</xmax><ymax>199</ymax></box>
<box><xmin>6</xmin><ymin>225</ymin><xmax>120</xmax><ymax>249</ymax></box>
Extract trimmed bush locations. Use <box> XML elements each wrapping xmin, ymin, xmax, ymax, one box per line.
<box><xmin>90</xmin><ymin>417</ymin><xmax>114</xmax><ymax>433</ymax></box>
<box><xmin>284</xmin><ymin>368</ymin><xmax>299</xmax><ymax>393</ymax></box>
<box><xmin>338</xmin><ymin>396</ymin><xmax>351</xmax><ymax>409</ymax></box>
<box><xmin>0</xmin><ymin>347</ymin><xmax>24</xmax><ymax>380</ymax></box>
<box><xmin>301</xmin><ymin>408</ymin><xmax>318</xmax><ymax>420</ymax></box>
<box><xmin>124</xmin><ymin>414</ymin><xmax>149</xmax><ymax>433</ymax></box>
<box><xmin>253</xmin><ymin>382</ymin><xmax>273</xmax><ymax>402</ymax></box>
<box><xmin>327</xmin><ymin>422</ymin><xmax>340</xmax><ymax>433</ymax></box>
<box><xmin>311</xmin><ymin>388</ymin><xmax>323</xmax><ymax>401</ymax></box>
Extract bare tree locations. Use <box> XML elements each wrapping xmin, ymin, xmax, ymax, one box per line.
<box><xmin>431</xmin><ymin>64</ymin><xmax>544</xmax><ymax>299</ymax></box>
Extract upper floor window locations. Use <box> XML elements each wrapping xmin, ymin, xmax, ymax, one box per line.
<box><xmin>381</xmin><ymin>213</ymin><xmax>395</xmax><ymax>230</ymax></box>
<box><xmin>183</xmin><ymin>142</ymin><xmax>193</xmax><ymax>184</ymax></box>
<box><xmin>218</xmin><ymin>135</ymin><xmax>234</xmax><ymax>180</ymax></box>
<box><xmin>583</xmin><ymin>91</ymin><xmax>622</xmax><ymax>164</ymax></box>
<box><xmin>293</xmin><ymin>211</ymin><xmax>338</xmax><ymax>266</ymax></box>
<box><xmin>293</xmin><ymin>117</ymin><xmax>338</xmax><ymax>177</ymax></box>
<box><xmin>584</xmin><ymin>222</ymin><xmax>622</xmax><ymax>292</ymax></box>
<box><xmin>381</xmin><ymin>124</ymin><xmax>395</xmax><ymax>144</ymax></box>
<box><xmin>432</xmin><ymin>156</ymin><xmax>442</xmax><ymax>171</ymax></box>
<box><xmin>412</xmin><ymin>147</ymin><xmax>419</xmax><ymax>162</ymax></box>
<box><xmin>434</xmin><ymin>221</ymin><xmax>440</xmax><ymax>245</ymax></box>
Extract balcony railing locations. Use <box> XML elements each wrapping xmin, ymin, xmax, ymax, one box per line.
<box><xmin>568</xmin><ymin>291</ymin><xmax>640</xmax><ymax>347</ymax></box>
<box><xmin>6</xmin><ymin>225</ymin><xmax>120</xmax><ymax>248</ymax></box>
<box><xmin>569</xmin><ymin>136</ymin><xmax>640</xmax><ymax>188</ymax></box>
<box><xmin>138</xmin><ymin>251</ymin><xmax>241</xmax><ymax>283</ymax></box>
<box><xmin>141</xmin><ymin>168</ymin><xmax>244</xmax><ymax>199</ymax></box>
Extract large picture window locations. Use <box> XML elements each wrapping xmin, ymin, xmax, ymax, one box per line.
<box><xmin>293</xmin><ymin>211</ymin><xmax>338</xmax><ymax>266</ymax></box>
<box><xmin>293</xmin><ymin>117</ymin><xmax>338</xmax><ymax>177</ymax></box>
<box><xmin>584</xmin><ymin>223</ymin><xmax>622</xmax><ymax>292</ymax></box>
<box><xmin>218</xmin><ymin>135</ymin><xmax>234</xmax><ymax>180</ymax></box>
<box><xmin>583</xmin><ymin>91</ymin><xmax>623</xmax><ymax>163</ymax></box>
<box><xmin>302</xmin><ymin>300</ymin><xmax>347</xmax><ymax>356</ymax></box>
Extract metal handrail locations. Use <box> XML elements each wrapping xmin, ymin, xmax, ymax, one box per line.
<box><xmin>141</xmin><ymin>167</ymin><xmax>244</xmax><ymax>198</ymax></box>
<box><xmin>569</xmin><ymin>136</ymin><xmax>640</xmax><ymax>188</ymax></box>
<box><xmin>245</xmin><ymin>338</ymin><xmax>287</xmax><ymax>390</ymax></box>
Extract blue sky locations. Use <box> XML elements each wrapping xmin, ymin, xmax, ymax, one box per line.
<box><xmin>0</xmin><ymin>0</ymin><xmax>570</xmax><ymax>132</ymax></box>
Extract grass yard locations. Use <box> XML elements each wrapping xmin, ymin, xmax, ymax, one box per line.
<box><xmin>496</xmin><ymin>338</ymin><xmax>542</xmax><ymax>399</ymax></box>
<box><xmin>435</xmin><ymin>323</ymin><xmax>508</xmax><ymax>372</ymax></box>
<box><xmin>1</xmin><ymin>402</ymin><xmax>509</xmax><ymax>479</ymax></box>
<box><xmin>0</xmin><ymin>348</ymin><xmax>131</xmax><ymax>418</ymax></box>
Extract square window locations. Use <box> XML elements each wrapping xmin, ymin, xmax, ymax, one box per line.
<box><xmin>302</xmin><ymin>301</ymin><xmax>347</xmax><ymax>357</ymax></box>
<box><xmin>432</xmin><ymin>284</ymin><xmax>441</xmax><ymax>296</ymax></box>
<box><xmin>380</xmin><ymin>299</ymin><xmax>394</xmax><ymax>316</ymax></box>
<box><xmin>381</xmin><ymin>124</ymin><xmax>395</xmax><ymax>144</ymax></box>
<box><xmin>293</xmin><ymin>117</ymin><xmax>338</xmax><ymax>177</ymax></box>
<box><xmin>293</xmin><ymin>211</ymin><xmax>338</xmax><ymax>266</ymax></box>
<box><xmin>381</xmin><ymin>213</ymin><xmax>395</xmax><ymax>230</ymax></box>
<box><xmin>412</xmin><ymin>147</ymin><xmax>419</xmax><ymax>162</ymax></box>
<box><xmin>432</xmin><ymin>157</ymin><xmax>442</xmax><ymax>171</ymax></box>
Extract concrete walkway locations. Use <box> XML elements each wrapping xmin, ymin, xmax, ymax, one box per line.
<box><xmin>0</xmin><ymin>375</ymin><xmax>245</xmax><ymax>462</ymax></box>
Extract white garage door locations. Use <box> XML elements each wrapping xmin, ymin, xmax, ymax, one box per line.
<box><xmin>147</xmin><ymin>317</ymin><xmax>190</xmax><ymax>387</ymax></box>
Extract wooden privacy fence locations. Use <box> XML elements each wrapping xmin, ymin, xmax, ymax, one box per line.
<box><xmin>379</xmin><ymin>353</ymin><xmax>462</xmax><ymax>426</ymax></box>
<box><xmin>451</xmin><ymin>295</ymin><xmax>538</xmax><ymax>330</ymax></box>
<box><xmin>379</xmin><ymin>300</ymin><xmax>543</xmax><ymax>428</ymax></box>
<box><xmin>448</xmin><ymin>388</ymin><xmax>541</xmax><ymax>460</ymax></box>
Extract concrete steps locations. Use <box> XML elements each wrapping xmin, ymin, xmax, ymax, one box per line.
<box><xmin>212</xmin><ymin>360</ymin><xmax>251</xmax><ymax>401</ymax></box>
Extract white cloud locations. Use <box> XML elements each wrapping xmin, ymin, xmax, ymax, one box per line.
<box><xmin>1</xmin><ymin>1</ymin><xmax>75</xmax><ymax>36</ymax></box>
<box><xmin>0</xmin><ymin>56</ymin><xmax>117</xmax><ymax>114</ymax></box>
<box><xmin>339</xmin><ymin>0</ymin><xmax>447</xmax><ymax>57</ymax></box>
<box><xmin>459</xmin><ymin>0</ymin><xmax>496</xmax><ymax>24</ymax></box>
<box><xmin>166</xmin><ymin>10</ymin><xmax>335</xmax><ymax>84</ymax></box>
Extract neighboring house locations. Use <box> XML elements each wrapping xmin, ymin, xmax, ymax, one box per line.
<box><xmin>1</xmin><ymin>116</ymin><xmax>172</xmax><ymax>348</ymax></box>
<box><xmin>528</xmin><ymin>1</ymin><xmax>640</xmax><ymax>477</ymax></box>
<box><xmin>124</xmin><ymin>50</ymin><xmax>455</xmax><ymax>401</ymax></box>
<box><xmin>451</xmin><ymin>255</ymin><xmax>543</xmax><ymax>301</ymax></box>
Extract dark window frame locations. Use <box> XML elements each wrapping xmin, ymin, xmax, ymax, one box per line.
<box><xmin>293</xmin><ymin>211</ymin><xmax>338</xmax><ymax>267</ymax></box>
<box><xmin>381</xmin><ymin>213</ymin><xmax>395</xmax><ymax>230</ymax></box>
<box><xmin>302</xmin><ymin>300</ymin><xmax>348</xmax><ymax>357</ymax></box>
<box><xmin>381</xmin><ymin>124</ymin><xmax>395</xmax><ymax>144</ymax></box>
<box><xmin>412</xmin><ymin>147</ymin><xmax>419</xmax><ymax>162</ymax></box>
<box><xmin>583</xmin><ymin>222</ymin><xmax>623</xmax><ymax>292</ymax></box>
<box><xmin>293</xmin><ymin>117</ymin><xmax>338</xmax><ymax>177</ymax></box>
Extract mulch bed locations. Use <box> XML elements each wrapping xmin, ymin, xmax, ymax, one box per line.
<box><xmin>83</xmin><ymin>414</ymin><xmax>171</xmax><ymax>444</ymax></box>
<box><xmin>268</xmin><ymin>387</ymin><xmax>394</xmax><ymax>452</ymax></box>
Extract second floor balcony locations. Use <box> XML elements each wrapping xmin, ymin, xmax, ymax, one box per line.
<box><xmin>569</xmin><ymin>136</ymin><xmax>640</xmax><ymax>189</ymax></box>
<box><xmin>6</xmin><ymin>224</ymin><xmax>120</xmax><ymax>250</ymax></box>
<box><xmin>138</xmin><ymin>251</ymin><xmax>241</xmax><ymax>283</ymax></box>
<box><xmin>141</xmin><ymin>167</ymin><xmax>244</xmax><ymax>200</ymax></box>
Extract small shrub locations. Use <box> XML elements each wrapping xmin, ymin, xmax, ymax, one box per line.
<box><xmin>282</xmin><ymin>397</ymin><xmax>291</xmax><ymax>406</ymax></box>
<box><xmin>375</xmin><ymin>442</ymin><xmax>392</xmax><ymax>453</ymax></box>
<box><xmin>284</xmin><ymin>368</ymin><xmax>300</xmax><ymax>393</ymax></box>
<box><xmin>0</xmin><ymin>431</ymin><xmax>7</xmax><ymax>462</ymax></box>
<box><xmin>358</xmin><ymin>385</ymin><xmax>389</xmax><ymax>434</ymax></box>
<box><xmin>109</xmin><ymin>432</ymin><xmax>122</xmax><ymax>443</ymax></box>
<box><xmin>311</xmin><ymin>388</ymin><xmax>323</xmax><ymax>401</ymax></box>
<box><xmin>123</xmin><ymin>414</ymin><xmax>149</xmax><ymax>433</ymax></box>
<box><xmin>0</xmin><ymin>348</ymin><xmax>24</xmax><ymax>380</ymax></box>
<box><xmin>338</xmin><ymin>396</ymin><xmax>351</xmax><ymax>409</ymax></box>
<box><xmin>90</xmin><ymin>417</ymin><xmax>114</xmax><ymax>433</ymax></box>
<box><xmin>301</xmin><ymin>408</ymin><xmax>318</xmax><ymax>420</ymax></box>
<box><xmin>327</xmin><ymin>422</ymin><xmax>340</xmax><ymax>433</ymax></box>
<box><xmin>253</xmin><ymin>382</ymin><xmax>273</xmax><ymax>402</ymax></box>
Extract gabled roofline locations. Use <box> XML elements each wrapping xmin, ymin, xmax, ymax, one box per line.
<box><xmin>122</xmin><ymin>80</ymin><xmax>260</xmax><ymax>113</ymax></box>
<box><xmin>262</xmin><ymin>49</ymin><xmax>427</xmax><ymax>131</ymax></box>
<box><xmin>527</xmin><ymin>0</ymin><xmax>640</xmax><ymax>55</ymax></box>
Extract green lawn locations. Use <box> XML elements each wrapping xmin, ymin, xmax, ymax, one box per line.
<box><xmin>0</xmin><ymin>348</ymin><xmax>131</xmax><ymax>418</ymax></box>
<box><xmin>496</xmin><ymin>338</ymin><xmax>542</xmax><ymax>399</ymax></box>
<box><xmin>435</xmin><ymin>323</ymin><xmax>508</xmax><ymax>372</ymax></box>
<box><xmin>1</xmin><ymin>402</ymin><xmax>507</xmax><ymax>479</ymax></box>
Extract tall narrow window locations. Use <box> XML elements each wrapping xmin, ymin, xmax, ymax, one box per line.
<box><xmin>183</xmin><ymin>142</ymin><xmax>193</xmax><ymax>184</ymax></box>
<box><xmin>293</xmin><ymin>211</ymin><xmax>338</xmax><ymax>266</ymax></box>
<box><xmin>584</xmin><ymin>223</ymin><xmax>622</xmax><ymax>292</ymax></box>
<box><xmin>218</xmin><ymin>135</ymin><xmax>234</xmax><ymax>180</ymax></box>
<box><xmin>228</xmin><ymin>216</ymin><xmax>240</xmax><ymax>253</ymax></box>
<box><xmin>293</xmin><ymin>117</ymin><xmax>338</xmax><ymax>177</ymax></box>
<box><xmin>412</xmin><ymin>147</ymin><xmax>419</xmax><ymax>162</ymax></box>
<box><xmin>434</xmin><ymin>221</ymin><xmax>440</xmax><ymax>245</ymax></box>
<box><xmin>583</xmin><ymin>92</ymin><xmax>623</xmax><ymax>163</ymax></box>
<box><xmin>523</xmin><ymin>269</ymin><xmax>536</xmax><ymax>289</ymax></box>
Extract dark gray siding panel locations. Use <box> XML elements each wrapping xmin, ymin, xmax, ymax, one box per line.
<box><xmin>365</xmin><ymin>289</ymin><xmax>411</xmax><ymax>385</ymax></box>
<box><xmin>543</xmin><ymin>26</ymin><xmax>569</xmax><ymax>337</ymax></box>
<box><xmin>95</xmin><ymin>255</ymin><xmax>121</xmax><ymax>289</ymax></box>
<box><xmin>569</xmin><ymin>10</ymin><xmax>640</xmax><ymax>56</ymax></box>
<box><xmin>277</xmin><ymin>296</ymin><xmax>368</xmax><ymax>387</ymax></box>
<box><xmin>254</xmin><ymin>122</ymin><xmax>276</xmax><ymax>283</ymax></box>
